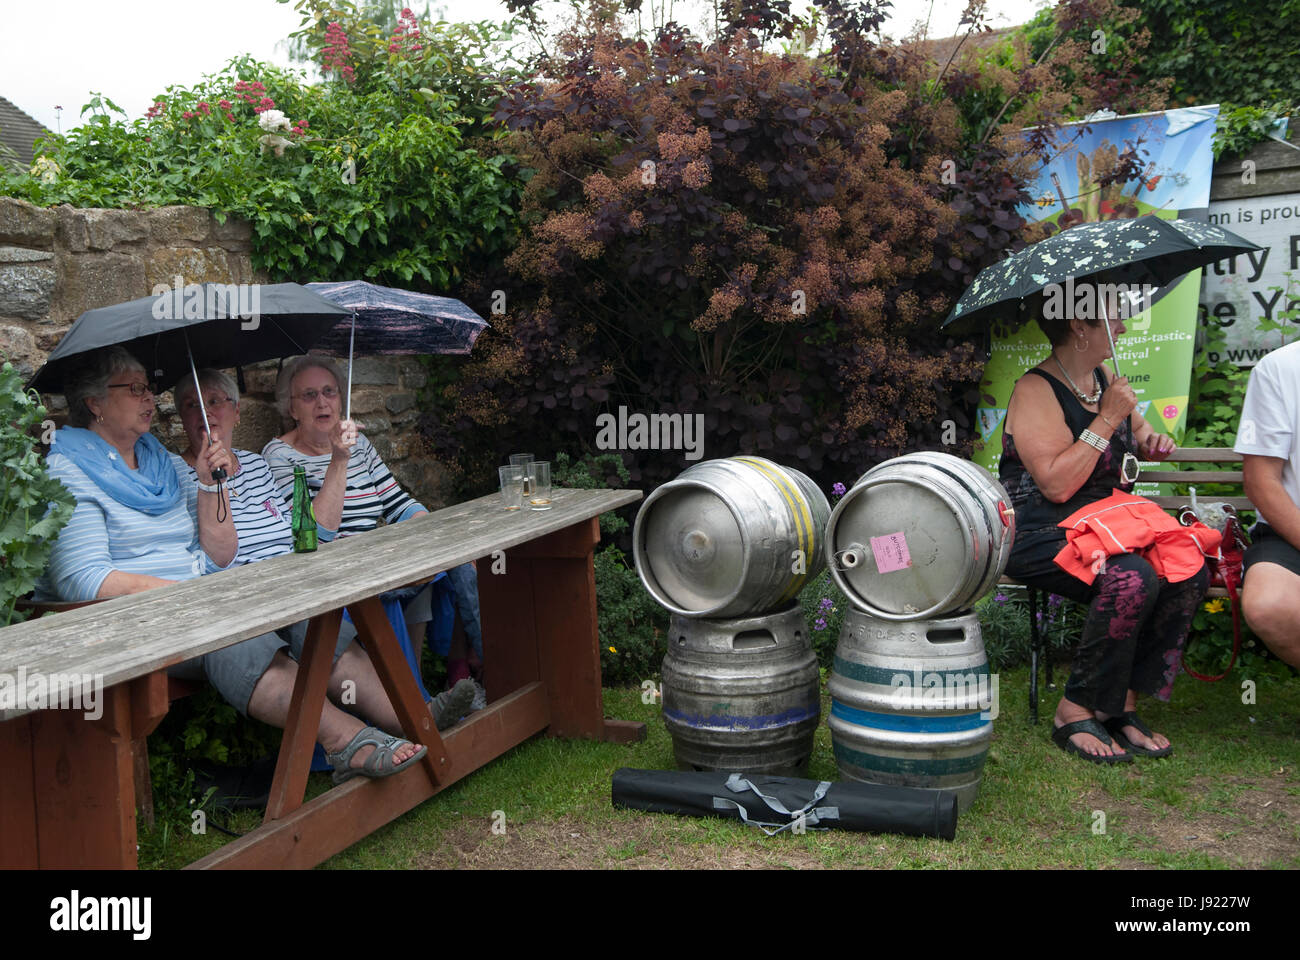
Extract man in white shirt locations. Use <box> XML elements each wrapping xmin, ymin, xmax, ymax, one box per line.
<box><xmin>1234</xmin><ymin>340</ymin><xmax>1300</xmax><ymax>668</ymax></box>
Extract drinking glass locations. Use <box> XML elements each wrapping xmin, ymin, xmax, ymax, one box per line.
<box><xmin>498</xmin><ymin>465</ymin><xmax>525</xmax><ymax>511</ymax></box>
<box><xmin>510</xmin><ymin>453</ymin><xmax>535</xmax><ymax>497</ymax></box>
<box><xmin>528</xmin><ymin>461</ymin><xmax>552</xmax><ymax>510</ymax></box>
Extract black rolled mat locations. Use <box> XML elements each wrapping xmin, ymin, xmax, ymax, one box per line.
<box><xmin>611</xmin><ymin>768</ymin><xmax>958</xmax><ymax>841</ymax></box>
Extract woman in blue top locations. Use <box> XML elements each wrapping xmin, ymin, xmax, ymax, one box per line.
<box><xmin>41</xmin><ymin>347</ymin><xmax>426</xmax><ymax>783</ymax></box>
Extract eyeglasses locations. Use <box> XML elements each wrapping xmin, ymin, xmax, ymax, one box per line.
<box><xmin>108</xmin><ymin>381</ymin><xmax>158</xmax><ymax>398</ymax></box>
<box><xmin>181</xmin><ymin>396</ymin><xmax>234</xmax><ymax>414</ymax></box>
<box><xmin>293</xmin><ymin>386</ymin><xmax>340</xmax><ymax>404</ymax></box>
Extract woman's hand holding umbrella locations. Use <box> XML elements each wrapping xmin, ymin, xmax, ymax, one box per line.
<box><xmin>330</xmin><ymin>418</ymin><xmax>358</xmax><ymax>461</ymax></box>
<box><xmin>194</xmin><ymin>426</ymin><xmax>234</xmax><ymax>484</ymax></box>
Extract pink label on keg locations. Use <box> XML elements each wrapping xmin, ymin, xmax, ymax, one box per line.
<box><xmin>870</xmin><ymin>532</ymin><xmax>912</xmax><ymax>573</ymax></box>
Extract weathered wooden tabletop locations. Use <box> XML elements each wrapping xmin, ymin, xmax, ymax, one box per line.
<box><xmin>0</xmin><ymin>487</ymin><xmax>641</xmax><ymax>720</ymax></box>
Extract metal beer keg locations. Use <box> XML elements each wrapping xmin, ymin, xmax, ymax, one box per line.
<box><xmin>825</xmin><ymin>451</ymin><xmax>1014</xmax><ymax>620</ymax></box>
<box><xmin>662</xmin><ymin>604</ymin><xmax>820</xmax><ymax>775</ymax></box>
<box><xmin>828</xmin><ymin>607</ymin><xmax>992</xmax><ymax>812</ymax></box>
<box><xmin>634</xmin><ymin>456</ymin><xmax>830</xmax><ymax>618</ymax></box>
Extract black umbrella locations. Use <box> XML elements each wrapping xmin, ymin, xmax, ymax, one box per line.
<box><xmin>28</xmin><ymin>282</ymin><xmax>351</xmax><ymax>395</ymax></box>
<box><xmin>942</xmin><ymin>216</ymin><xmax>1262</xmax><ymax>373</ymax></box>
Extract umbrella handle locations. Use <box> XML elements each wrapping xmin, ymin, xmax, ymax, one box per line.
<box><xmin>1100</xmin><ymin>297</ymin><xmax>1122</xmax><ymax>380</ymax></box>
<box><xmin>184</xmin><ymin>329</ymin><xmax>227</xmax><ymax>484</ymax></box>
<box><xmin>345</xmin><ymin>310</ymin><xmax>355</xmax><ymax>422</ymax></box>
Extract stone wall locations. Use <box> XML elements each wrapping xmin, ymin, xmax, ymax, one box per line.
<box><xmin>0</xmin><ymin>197</ymin><xmax>448</xmax><ymax>508</ymax></box>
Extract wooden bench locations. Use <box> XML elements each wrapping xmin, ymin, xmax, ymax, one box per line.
<box><xmin>999</xmin><ymin>448</ymin><xmax>1249</xmax><ymax>724</ymax></box>
<box><xmin>0</xmin><ymin>487</ymin><xmax>644</xmax><ymax>868</ymax></box>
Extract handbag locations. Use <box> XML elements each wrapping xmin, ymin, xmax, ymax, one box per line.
<box><xmin>1176</xmin><ymin>489</ymin><xmax>1250</xmax><ymax>682</ymax></box>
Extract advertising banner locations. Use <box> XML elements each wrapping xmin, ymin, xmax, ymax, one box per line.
<box><xmin>974</xmin><ymin>106</ymin><xmax>1219</xmax><ymax>491</ymax></box>
<box><xmin>1200</xmin><ymin>186</ymin><xmax>1300</xmax><ymax>367</ymax></box>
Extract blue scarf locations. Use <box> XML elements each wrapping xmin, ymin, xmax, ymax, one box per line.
<box><xmin>51</xmin><ymin>427</ymin><xmax>181</xmax><ymax>516</ymax></box>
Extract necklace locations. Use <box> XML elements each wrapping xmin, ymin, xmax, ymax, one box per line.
<box><xmin>1055</xmin><ymin>356</ymin><xmax>1101</xmax><ymax>404</ymax></box>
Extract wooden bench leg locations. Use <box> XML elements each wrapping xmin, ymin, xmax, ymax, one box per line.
<box><xmin>265</xmin><ymin>608</ymin><xmax>342</xmax><ymax>823</ymax></box>
<box><xmin>349</xmin><ymin>597</ymin><xmax>449</xmax><ymax>787</ymax></box>
<box><xmin>480</xmin><ymin>518</ymin><xmax>646</xmax><ymax>743</ymax></box>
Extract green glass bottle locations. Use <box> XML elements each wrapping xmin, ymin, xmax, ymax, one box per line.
<box><xmin>291</xmin><ymin>464</ymin><xmax>318</xmax><ymax>553</ymax></box>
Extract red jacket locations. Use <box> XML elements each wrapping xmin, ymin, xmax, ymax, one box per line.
<box><xmin>1053</xmin><ymin>489</ymin><xmax>1222</xmax><ymax>586</ymax></box>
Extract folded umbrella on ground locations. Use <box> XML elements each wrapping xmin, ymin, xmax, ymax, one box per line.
<box><xmin>611</xmin><ymin>767</ymin><xmax>959</xmax><ymax>840</ymax></box>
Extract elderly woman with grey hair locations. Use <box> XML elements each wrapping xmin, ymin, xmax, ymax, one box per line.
<box><xmin>264</xmin><ymin>355</ymin><xmax>481</xmax><ymax>719</ymax></box>
<box><xmin>171</xmin><ymin>366</ymin><xmax>471</xmax><ymax>730</ymax></box>
<box><xmin>39</xmin><ymin>347</ymin><xmax>428</xmax><ymax>783</ymax></box>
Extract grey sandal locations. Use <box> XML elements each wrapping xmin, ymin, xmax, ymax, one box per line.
<box><xmin>326</xmin><ymin>725</ymin><xmax>427</xmax><ymax>785</ymax></box>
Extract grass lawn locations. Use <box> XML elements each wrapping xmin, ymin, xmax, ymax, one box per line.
<box><xmin>140</xmin><ymin>666</ymin><xmax>1300</xmax><ymax>869</ymax></box>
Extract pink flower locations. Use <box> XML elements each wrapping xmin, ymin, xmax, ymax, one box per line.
<box><xmin>181</xmin><ymin>110</ymin><xmax>194</xmax><ymax>119</ymax></box>
<box><xmin>197</xmin><ymin>101</ymin><xmax>211</xmax><ymax>114</ymax></box>
<box><xmin>218</xmin><ymin>99</ymin><xmax>231</xmax><ymax>109</ymax></box>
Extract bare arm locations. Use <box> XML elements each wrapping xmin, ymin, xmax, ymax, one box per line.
<box><xmin>1243</xmin><ymin>455</ymin><xmax>1300</xmax><ymax>549</ymax></box>
<box><xmin>97</xmin><ymin>572</ymin><xmax>177</xmax><ymax>598</ymax></box>
<box><xmin>192</xmin><ymin>431</ymin><xmax>237</xmax><ymax>567</ymax></box>
<box><xmin>1100</xmin><ymin>367</ymin><xmax>1175</xmax><ymax>460</ymax></box>
<box><xmin>1007</xmin><ymin>371</ymin><xmax>1135</xmax><ymax>503</ymax></box>
<box><xmin>309</xmin><ymin>419</ymin><xmax>359</xmax><ymax>533</ymax></box>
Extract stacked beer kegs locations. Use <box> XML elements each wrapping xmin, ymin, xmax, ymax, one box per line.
<box><xmin>823</xmin><ymin>452</ymin><xmax>1015</xmax><ymax>811</ymax></box>
<box><xmin>634</xmin><ymin>457</ymin><xmax>830</xmax><ymax>775</ymax></box>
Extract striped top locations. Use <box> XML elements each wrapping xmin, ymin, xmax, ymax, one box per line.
<box><xmin>171</xmin><ymin>450</ymin><xmax>295</xmax><ymax>565</ymax></box>
<box><xmin>38</xmin><ymin>452</ymin><xmax>227</xmax><ymax>602</ymax></box>
<box><xmin>261</xmin><ymin>433</ymin><xmax>425</xmax><ymax>539</ymax></box>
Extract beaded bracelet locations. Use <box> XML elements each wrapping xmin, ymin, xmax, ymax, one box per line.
<box><xmin>196</xmin><ymin>480</ymin><xmax>221</xmax><ymax>494</ymax></box>
<box><xmin>1079</xmin><ymin>428</ymin><xmax>1109</xmax><ymax>452</ymax></box>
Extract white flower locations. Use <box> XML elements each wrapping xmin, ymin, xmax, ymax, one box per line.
<box><xmin>258</xmin><ymin>134</ymin><xmax>295</xmax><ymax>157</ymax></box>
<box><xmin>257</xmin><ymin>110</ymin><xmax>292</xmax><ymax>133</ymax></box>
<box><xmin>31</xmin><ymin>156</ymin><xmax>61</xmax><ymax>183</ymax></box>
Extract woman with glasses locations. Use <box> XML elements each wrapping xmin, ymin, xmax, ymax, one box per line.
<box><xmin>39</xmin><ymin>347</ymin><xmax>429</xmax><ymax>784</ymax></box>
<box><xmin>999</xmin><ymin>305</ymin><xmax>1204</xmax><ymax>765</ymax></box>
<box><xmin>264</xmin><ymin>356</ymin><xmax>479</xmax><ymax>722</ymax></box>
<box><xmin>172</xmin><ymin>367</ymin><xmax>471</xmax><ymax>731</ymax></box>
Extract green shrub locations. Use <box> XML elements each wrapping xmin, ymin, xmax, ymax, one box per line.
<box><xmin>595</xmin><ymin>544</ymin><xmax>668</xmax><ymax>686</ymax></box>
<box><xmin>2</xmin><ymin>6</ymin><xmax>522</xmax><ymax>286</ymax></box>
<box><xmin>0</xmin><ymin>361</ymin><xmax>74</xmax><ymax>626</ymax></box>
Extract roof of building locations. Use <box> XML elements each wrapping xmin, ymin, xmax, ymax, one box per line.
<box><xmin>910</xmin><ymin>25</ymin><xmax>1020</xmax><ymax>67</ymax></box>
<box><xmin>0</xmin><ymin>95</ymin><xmax>51</xmax><ymax>171</ymax></box>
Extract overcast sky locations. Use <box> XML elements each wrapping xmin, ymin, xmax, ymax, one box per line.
<box><xmin>3</xmin><ymin>0</ymin><xmax>1047</xmax><ymax>135</ymax></box>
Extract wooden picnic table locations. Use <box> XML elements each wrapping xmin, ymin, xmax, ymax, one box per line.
<box><xmin>0</xmin><ymin>487</ymin><xmax>644</xmax><ymax>869</ymax></box>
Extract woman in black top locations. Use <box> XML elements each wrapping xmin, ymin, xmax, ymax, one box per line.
<box><xmin>1000</xmin><ymin>306</ymin><xmax>1206</xmax><ymax>763</ymax></box>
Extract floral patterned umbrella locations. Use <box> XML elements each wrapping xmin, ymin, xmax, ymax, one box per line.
<box><xmin>305</xmin><ymin>280</ymin><xmax>489</xmax><ymax>420</ymax></box>
<box><xmin>305</xmin><ymin>281</ymin><xmax>488</xmax><ymax>357</ymax></box>
<box><xmin>942</xmin><ymin>216</ymin><xmax>1261</xmax><ymax>330</ymax></box>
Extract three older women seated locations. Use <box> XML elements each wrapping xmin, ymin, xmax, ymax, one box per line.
<box><xmin>39</xmin><ymin>347</ymin><xmax>427</xmax><ymax>783</ymax></box>
<box><xmin>171</xmin><ymin>365</ymin><xmax>474</xmax><ymax>727</ymax></box>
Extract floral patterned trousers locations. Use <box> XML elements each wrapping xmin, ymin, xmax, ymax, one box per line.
<box><xmin>1019</xmin><ymin>553</ymin><xmax>1209</xmax><ymax>715</ymax></box>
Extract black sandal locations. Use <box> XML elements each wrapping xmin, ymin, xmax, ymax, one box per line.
<box><xmin>1101</xmin><ymin>711</ymin><xmax>1174</xmax><ymax>759</ymax></box>
<box><xmin>1051</xmin><ymin>718</ymin><xmax>1134</xmax><ymax>765</ymax></box>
